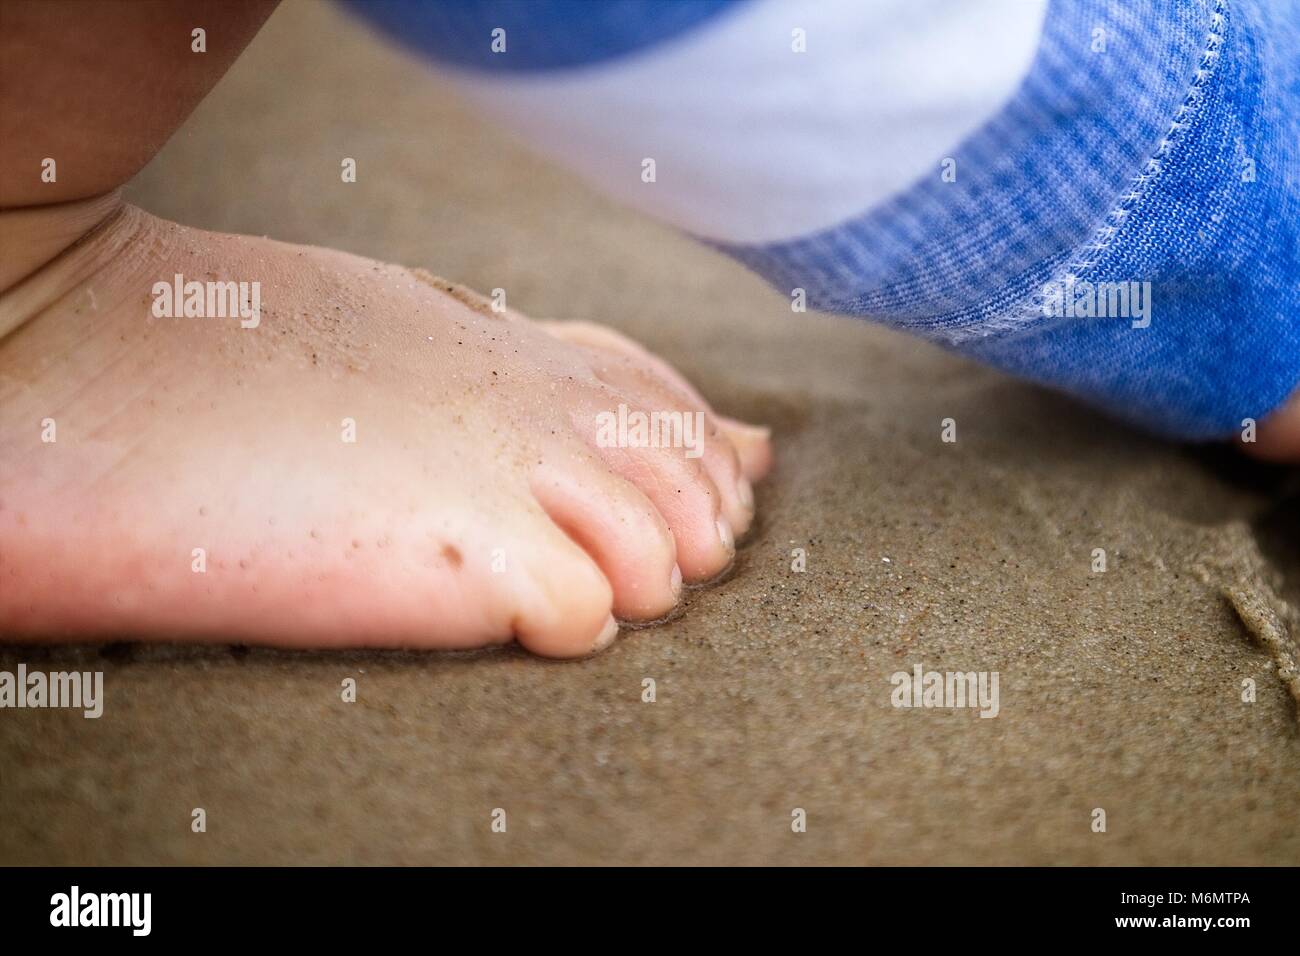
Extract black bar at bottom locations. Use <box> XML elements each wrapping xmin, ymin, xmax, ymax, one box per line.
<box><xmin>0</xmin><ymin>866</ymin><xmax>1288</xmax><ymax>942</ymax></box>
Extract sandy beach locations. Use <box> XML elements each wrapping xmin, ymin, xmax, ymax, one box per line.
<box><xmin>1</xmin><ymin>0</ymin><xmax>1296</xmax><ymax>865</ymax></box>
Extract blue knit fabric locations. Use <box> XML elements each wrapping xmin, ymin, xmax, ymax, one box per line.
<box><xmin>719</xmin><ymin>0</ymin><xmax>1300</xmax><ymax>439</ymax></box>
<box><xmin>343</xmin><ymin>0</ymin><xmax>743</xmax><ymax>72</ymax></box>
<box><xmin>345</xmin><ymin>0</ymin><xmax>1300</xmax><ymax>440</ymax></box>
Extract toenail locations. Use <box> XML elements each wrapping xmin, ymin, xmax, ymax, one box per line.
<box><xmin>716</xmin><ymin>516</ymin><xmax>734</xmax><ymax>552</ymax></box>
<box><xmin>670</xmin><ymin>563</ymin><xmax>683</xmax><ymax>596</ymax></box>
<box><xmin>592</xmin><ymin>614</ymin><xmax>619</xmax><ymax>652</ymax></box>
<box><xmin>736</xmin><ymin>477</ymin><xmax>754</xmax><ymax>512</ymax></box>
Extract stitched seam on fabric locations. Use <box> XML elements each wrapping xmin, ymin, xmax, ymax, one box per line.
<box><xmin>934</xmin><ymin>0</ymin><xmax>1230</xmax><ymax>345</ymax></box>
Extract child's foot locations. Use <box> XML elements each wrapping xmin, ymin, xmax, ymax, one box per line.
<box><xmin>0</xmin><ymin>198</ymin><xmax>771</xmax><ymax>657</ymax></box>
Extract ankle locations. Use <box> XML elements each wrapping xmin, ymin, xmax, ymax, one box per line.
<box><xmin>0</xmin><ymin>192</ymin><xmax>126</xmax><ymax>289</ymax></box>
<box><xmin>0</xmin><ymin>193</ymin><xmax>144</xmax><ymax>340</ymax></box>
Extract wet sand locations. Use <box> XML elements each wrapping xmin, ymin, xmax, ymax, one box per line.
<box><xmin>1</xmin><ymin>0</ymin><xmax>1297</xmax><ymax>865</ymax></box>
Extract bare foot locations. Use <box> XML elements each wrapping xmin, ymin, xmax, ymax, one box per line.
<box><xmin>0</xmin><ymin>198</ymin><xmax>771</xmax><ymax>657</ymax></box>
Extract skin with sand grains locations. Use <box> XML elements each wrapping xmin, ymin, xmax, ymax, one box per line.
<box><xmin>0</xmin><ymin>200</ymin><xmax>770</xmax><ymax>655</ymax></box>
<box><xmin>1</xmin><ymin>0</ymin><xmax>1299</xmax><ymax>875</ymax></box>
<box><xmin>0</xmin><ymin>0</ymin><xmax>774</xmax><ymax>655</ymax></box>
<box><xmin>0</xmin><ymin>0</ymin><xmax>1290</xmax><ymax>666</ymax></box>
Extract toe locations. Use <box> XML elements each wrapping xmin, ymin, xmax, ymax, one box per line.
<box><xmin>714</xmin><ymin>415</ymin><xmax>774</xmax><ymax>482</ymax></box>
<box><xmin>586</xmin><ymin>357</ymin><xmax>755</xmax><ymax>538</ymax></box>
<box><xmin>530</xmin><ymin>456</ymin><xmax>681</xmax><ymax>622</ymax></box>
<box><xmin>610</xmin><ymin>448</ymin><xmax>734</xmax><ymax>583</ymax></box>
<box><xmin>500</xmin><ymin>509</ymin><xmax>619</xmax><ymax>658</ymax></box>
<box><xmin>566</xmin><ymin>393</ymin><xmax>736</xmax><ymax>582</ymax></box>
<box><xmin>541</xmin><ymin>319</ymin><xmax>773</xmax><ymax>483</ymax></box>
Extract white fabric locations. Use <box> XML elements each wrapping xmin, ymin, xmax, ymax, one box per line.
<box><xmin>444</xmin><ymin>0</ymin><xmax>1048</xmax><ymax>244</ymax></box>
